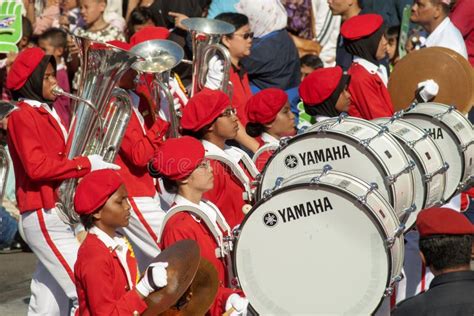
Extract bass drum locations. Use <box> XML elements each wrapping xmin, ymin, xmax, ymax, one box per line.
<box><xmin>373</xmin><ymin>117</ymin><xmax>448</xmax><ymax>229</ymax></box>
<box><xmin>401</xmin><ymin>103</ymin><xmax>474</xmax><ymax>200</ymax></box>
<box><xmin>234</xmin><ymin>169</ymin><xmax>404</xmax><ymax>315</ymax></box>
<box><xmin>257</xmin><ymin>117</ymin><xmax>416</xmax><ymax>227</ymax></box>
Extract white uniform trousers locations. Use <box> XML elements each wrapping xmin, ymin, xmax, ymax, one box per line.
<box><xmin>20</xmin><ymin>208</ymin><xmax>79</xmax><ymax>316</ymax></box>
<box><xmin>121</xmin><ymin>196</ymin><xmax>166</xmax><ymax>272</ymax></box>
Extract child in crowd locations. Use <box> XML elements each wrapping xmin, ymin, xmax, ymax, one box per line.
<box><xmin>38</xmin><ymin>28</ymin><xmax>72</xmax><ymax>127</ymax></box>
<box><xmin>59</xmin><ymin>0</ymin><xmax>85</xmax><ymax>33</ymax></box>
<box><xmin>126</xmin><ymin>7</ymin><xmax>156</xmax><ymax>41</ymax></box>
<box><xmin>386</xmin><ymin>25</ymin><xmax>400</xmax><ymax>71</ymax></box>
<box><xmin>300</xmin><ymin>54</ymin><xmax>324</xmax><ymax>81</ymax></box>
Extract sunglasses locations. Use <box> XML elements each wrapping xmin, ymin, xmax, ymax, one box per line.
<box><xmin>234</xmin><ymin>32</ymin><xmax>254</xmax><ymax>40</ymax></box>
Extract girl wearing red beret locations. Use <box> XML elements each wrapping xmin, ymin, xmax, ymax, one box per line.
<box><xmin>245</xmin><ymin>88</ymin><xmax>296</xmax><ymax>172</ymax></box>
<box><xmin>298</xmin><ymin>66</ymin><xmax>352</xmax><ymax>123</ymax></box>
<box><xmin>340</xmin><ymin>14</ymin><xmax>394</xmax><ymax>120</ymax></box>
<box><xmin>5</xmin><ymin>47</ymin><xmax>119</xmax><ymax>314</ymax></box>
<box><xmin>149</xmin><ymin>137</ymin><xmax>248</xmax><ymax>316</ymax></box>
<box><xmin>180</xmin><ymin>89</ymin><xmax>259</xmax><ymax>230</ymax></box>
<box><xmin>74</xmin><ymin>169</ymin><xmax>169</xmax><ymax>316</ymax></box>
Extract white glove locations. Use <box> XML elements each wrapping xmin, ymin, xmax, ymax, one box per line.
<box><xmin>87</xmin><ymin>154</ymin><xmax>120</xmax><ymax>171</ymax></box>
<box><xmin>225</xmin><ymin>294</ymin><xmax>249</xmax><ymax>316</ymax></box>
<box><xmin>135</xmin><ymin>261</ymin><xmax>169</xmax><ymax>297</ymax></box>
<box><xmin>417</xmin><ymin>79</ymin><xmax>439</xmax><ymax>102</ymax></box>
<box><xmin>205</xmin><ymin>55</ymin><xmax>224</xmax><ymax>90</ymax></box>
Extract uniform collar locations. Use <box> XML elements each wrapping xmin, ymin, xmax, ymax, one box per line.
<box><xmin>201</xmin><ymin>139</ymin><xmax>243</xmax><ymax>165</ymax></box>
<box><xmin>89</xmin><ymin>226</ymin><xmax>126</xmax><ymax>252</ymax></box>
<box><xmin>261</xmin><ymin>132</ymin><xmax>279</xmax><ymax>145</ymax></box>
<box><xmin>429</xmin><ymin>270</ymin><xmax>474</xmax><ymax>289</ymax></box>
<box><xmin>353</xmin><ymin>57</ymin><xmax>388</xmax><ymax>86</ymax></box>
<box><xmin>174</xmin><ymin>195</ymin><xmax>218</xmax><ymax>228</ymax></box>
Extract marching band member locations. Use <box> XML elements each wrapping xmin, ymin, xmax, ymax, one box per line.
<box><xmin>149</xmin><ymin>136</ymin><xmax>248</xmax><ymax>316</ymax></box>
<box><xmin>340</xmin><ymin>14</ymin><xmax>394</xmax><ymax>120</ymax></box>
<box><xmin>205</xmin><ymin>12</ymin><xmax>260</xmax><ymax>153</ymax></box>
<box><xmin>73</xmin><ymin>169</ymin><xmax>169</xmax><ymax>315</ymax></box>
<box><xmin>108</xmin><ymin>39</ymin><xmax>170</xmax><ymax>271</ymax></box>
<box><xmin>245</xmin><ymin>88</ymin><xmax>296</xmax><ymax>172</ymax></box>
<box><xmin>181</xmin><ymin>89</ymin><xmax>259</xmax><ymax>229</ymax></box>
<box><xmin>6</xmin><ymin>47</ymin><xmax>119</xmax><ymax>315</ymax></box>
<box><xmin>298</xmin><ymin>66</ymin><xmax>352</xmax><ymax>123</ymax></box>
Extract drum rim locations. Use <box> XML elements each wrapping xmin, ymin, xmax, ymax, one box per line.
<box><xmin>403</xmin><ymin>111</ymin><xmax>467</xmax><ymax>200</ymax></box>
<box><xmin>257</xmin><ymin>129</ymin><xmax>400</xmax><ymax>205</ymax></box>
<box><xmin>235</xmin><ymin>182</ymin><xmax>397</xmax><ymax>315</ymax></box>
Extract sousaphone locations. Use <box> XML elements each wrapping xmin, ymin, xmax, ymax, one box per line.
<box><xmin>388</xmin><ymin>47</ymin><xmax>474</xmax><ymax>114</ymax></box>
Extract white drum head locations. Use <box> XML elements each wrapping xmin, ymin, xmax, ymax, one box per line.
<box><xmin>236</xmin><ymin>182</ymin><xmax>398</xmax><ymax>315</ymax></box>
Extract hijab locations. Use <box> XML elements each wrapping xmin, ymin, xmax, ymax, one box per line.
<box><xmin>304</xmin><ymin>74</ymin><xmax>350</xmax><ymax>118</ymax></box>
<box><xmin>344</xmin><ymin>26</ymin><xmax>385</xmax><ymax>65</ymax></box>
<box><xmin>13</xmin><ymin>55</ymin><xmax>56</xmax><ymax>106</ymax></box>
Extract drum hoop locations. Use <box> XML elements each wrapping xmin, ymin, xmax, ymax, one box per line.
<box><xmin>258</xmin><ymin>130</ymin><xmax>400</xmax><ymax>203</ymax></box>
<box><xmin>234</xmin><ymin>182</ymin><xmax>395</xmax><ymax>312</ymax></box>
<box><xmin>404</xmin><ymin>112</ymin><xmax>467</xmax><ymax>196</ymax></box>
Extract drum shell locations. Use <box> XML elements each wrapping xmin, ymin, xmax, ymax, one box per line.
<box><xmin>373</xmin><ymin>118</ymin><xmax>447</xmax><ymax>229</ymax></box>
<box><xmin>235</xmin><ymin>171</ymin><xmax>404</xmax><ymax>315</ymax></box>
<box><xmin>402</xmin><ymin>103</ymin><xmax>474</xmax><ymax>200</ymax></box>
<box><xmin>258</xmin><ymin>117</ymin><xmax>416</xmax><ymax>222</ymax></box>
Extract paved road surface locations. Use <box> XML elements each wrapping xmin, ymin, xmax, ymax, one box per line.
<box><xmin>0</xmin><ymin>252</ymin><xmax>36</xmax><ymax>315</ymax></box>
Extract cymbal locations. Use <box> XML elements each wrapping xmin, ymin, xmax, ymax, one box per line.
<box><xmin>388</xmin><ymin>47</ymin><xmax>474</xmax><ymax>114</ymax></box>
<box><xmin>178</xmin><ymin>258</ymin><xmax>219</xmax><ymax>316</ymax></box>
<box><xmin>142</xmin><ymin>239</ymin><xmax>201</xmax><ymax>316</ymax></box>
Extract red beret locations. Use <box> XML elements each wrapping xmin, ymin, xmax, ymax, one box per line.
<box><xmin>299</xmin><ymin>66</ymin><xmax>343</xmax><ymax>105</ymax></box>
<box><xmin>130</xmin><ymin>26</ymin><xmax>170</xmax><ymax>47</ymax></box>
<box><xmin>417</xmin><ymin>207</ymin><xmax>474</xmax><ymax>237</ymax></box>
<box><xmin>340</xmin><ymin>14</ymin><xmax>383</xmax><ymax>41</ymax></box>
<box><xmin>181</xmin><ymin>88</ymin><xmax>230</xmax><ymax>132</ymax></box>
<box><xmin>246</xmin><ymin>88</ymin><xmax>288</xmax><ymax>124</ymax></box>
<box><xmin>6</xmin><ymin>47</ymin><xmax>45</xmax><ymax>91</ymax></box>
<box><xmin>74</xmin><ymin>170</ymin><xmax>124</xmax><ymax>215</ymax></box>
<box><xmin>107</xmin><ymin>40</ymin><xmax>131</xmax><ymax>51</ymax></box>
<box><xmin>150</xmin><ymin>136</ymin><xmax>205</xmax><ymax>181</ymax></box>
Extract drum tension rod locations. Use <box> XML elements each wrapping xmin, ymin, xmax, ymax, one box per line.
<box><xmin>359</xmin><ymin>126</ymin><xmax>389</xmax><ymax>148</ymax></box>
<box><xmin>423</xmin><ymin>162</ymin><xmax>449</xmax><ymax>182</ymax></box>
<box><xmin>262</xmin><ymin>177</ymin><xmax>284</xmax><ymax>200</ymax></box>
<box><xmin>406</xmin><ymin>132</ymin><xmax>429</xmax><ymax>149</ymax></box>
<box><xmin>433</xmin><ymin>106</ymin><xmax>455</xmax><ymax>121</ymax></box>
<box><xmin>310</xmin><ymin>165</ymin><xmax>333</xmax><ymax>185</ymax></box>
<box><xmin>461</xmin><ymin>140</ymin><xmax>474</xmax><ymax>152</ymax></box>
<box><xmin>384</xmin><ymin>161</ymin><xmax>416</xmax><ymax>186</ymax></box>
<box><xmin>356</xmin><ymin>182</ymin><xmax>378</xmax><ymax>205</ymax></box>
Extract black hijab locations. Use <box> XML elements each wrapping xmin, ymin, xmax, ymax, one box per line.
<box><xmin>344</xmin><ymin>26</ymin><xmax>385</xmax><ymax>65</ymax></box>
<box><xmin>304</xmin><ymin>74</ymin><xmax>351</xmax><ymax>118</ymax></box>
<box><xmin>13</xmin><ymin>55</ymin><xmax>56</xmax><ymax>106</ymax></box>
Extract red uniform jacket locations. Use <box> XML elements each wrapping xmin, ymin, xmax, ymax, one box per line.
<box><xmin>116</xmin><ymin>99</ymin><xmax>169</xmax><ymax>197</ymax></box>
<box><xmin>203</xmin><ymin>160</ymin><xmax>252</xmax><ymax>229</ymax></box>
<box><xmin>347</xmin><ymin>63</ymin><xmax>394</xmax><ymax>120</ymax></box>
<box><xmin>7</xmin><ymin>101</ymin><xmax>90</xmax><ymax>213</ymax></box>
<box><xmin>75</xmin><ymin>234</ymin><xmax>147</xmax><ymax>316</ymax></box>
<box><xmin>230</xmin><ymin>65</ymin><xmax>253</xmax><ymax>126</ymax></box>
<box><xmin>254</xmin><ymin>136</ymin><xmax>274</xmax><ymax>173</ymax></box>
<box><xmin>160</xmin><ymin>212</ymin><xmax>239</xmax><ymax>316</ymax></box>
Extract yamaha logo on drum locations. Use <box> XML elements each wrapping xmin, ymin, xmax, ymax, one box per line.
<box><xmin>276</xmin><ymin>198</ymin><xmax>333</xmax><ymax>225</ymax></box>
<box><xmin>263</xmin><ymin>212</ymin><xmax>278</xmax><ymax>227</ymax></box>
<box><xmin>284</xmin><ymin>154</ymin><xmax>299</xmax><ymax>169</ymax></box>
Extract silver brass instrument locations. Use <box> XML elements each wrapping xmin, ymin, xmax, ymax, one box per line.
<box><xmin>0</xmin><ymin>102</ymin><xmax>18</xmax><ymax>206</ymax></box>
<box><xmin>131</xmin><ymin>39</ymin><xmax>184</xmax><ymax>138</ymax></box>
<box><xmin>181</xmin><ymin>17</ymin><xmax>235</xmax><ymax>97</ymax></box>
<box><xmin>53</xmin><ymin>36</ymin><xmax>141</xmax><ymax>225</ymax></box>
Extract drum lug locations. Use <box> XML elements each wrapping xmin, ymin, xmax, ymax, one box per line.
<box><xmin>310</xmin><ymin>164</ymin><xmax>333</xmax><ymax>184</ymax></box>
<box><xmin>457</xmin><ymin>175</ymin><xmax>474</xmax><ymax>193</ymax></box>
<box><xmin>278</xmin><ymin>137</ymin><xmax>290</xmax><ymax>149</ymax></box>
<box><xmin>384</xmin><ymin>161</ymin><xmax>416</xmax><ymax>186</ymax></box>
<box><xmin>386</xmin><ymin>225</ymin><xmax>404</xmax><ymax>248</ymax></box>
<box><xmin>460</xmin><ymin>140</ymin><xmax>474</xmax><ymax>152</ymax></box>
<box><xmin>423</xmin><ymin>162</ymin><xmax>449</xmax><ymax>182</ymax></box>
<box><xmin>316</xmin><ymin>113</ymin><xmax>348</xmax><ymax>133</ymax></box>
<box><xmin>403</xmin><ymin>204</ymin><xmax>417</xmax><ymax>215</ymax></box>
<box><xmin>359</xmin><ymin>125</ymin><xmax>389</xmax><ymax>148</ymax></box>
<box><xmin>357</xmin><ymin>182</ymin><xmax>378</xmax><ymax>205</ymax></box>
<box><xmin>262</xmin><ymin>177</ymin><xmax>284</xmax><ymax>200</ymax></box>
<box><xmin>384</xmin><ymin>274</ymin><xmax>404</xmax><ymax>297</ymax></box>
<box><xmin>432</xmin><ymin>106</ymin><xmax>455</xmax><ymax>121</ymax></box>
<box><xmin>388</xmin><ymin>110</ymin><xmax>405</xmax><ymax>124</ymax></box>
<box><xmin>406</xmin><ymin>132</ymin><xmax>429</xmax><ymax>149</ymax></box>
